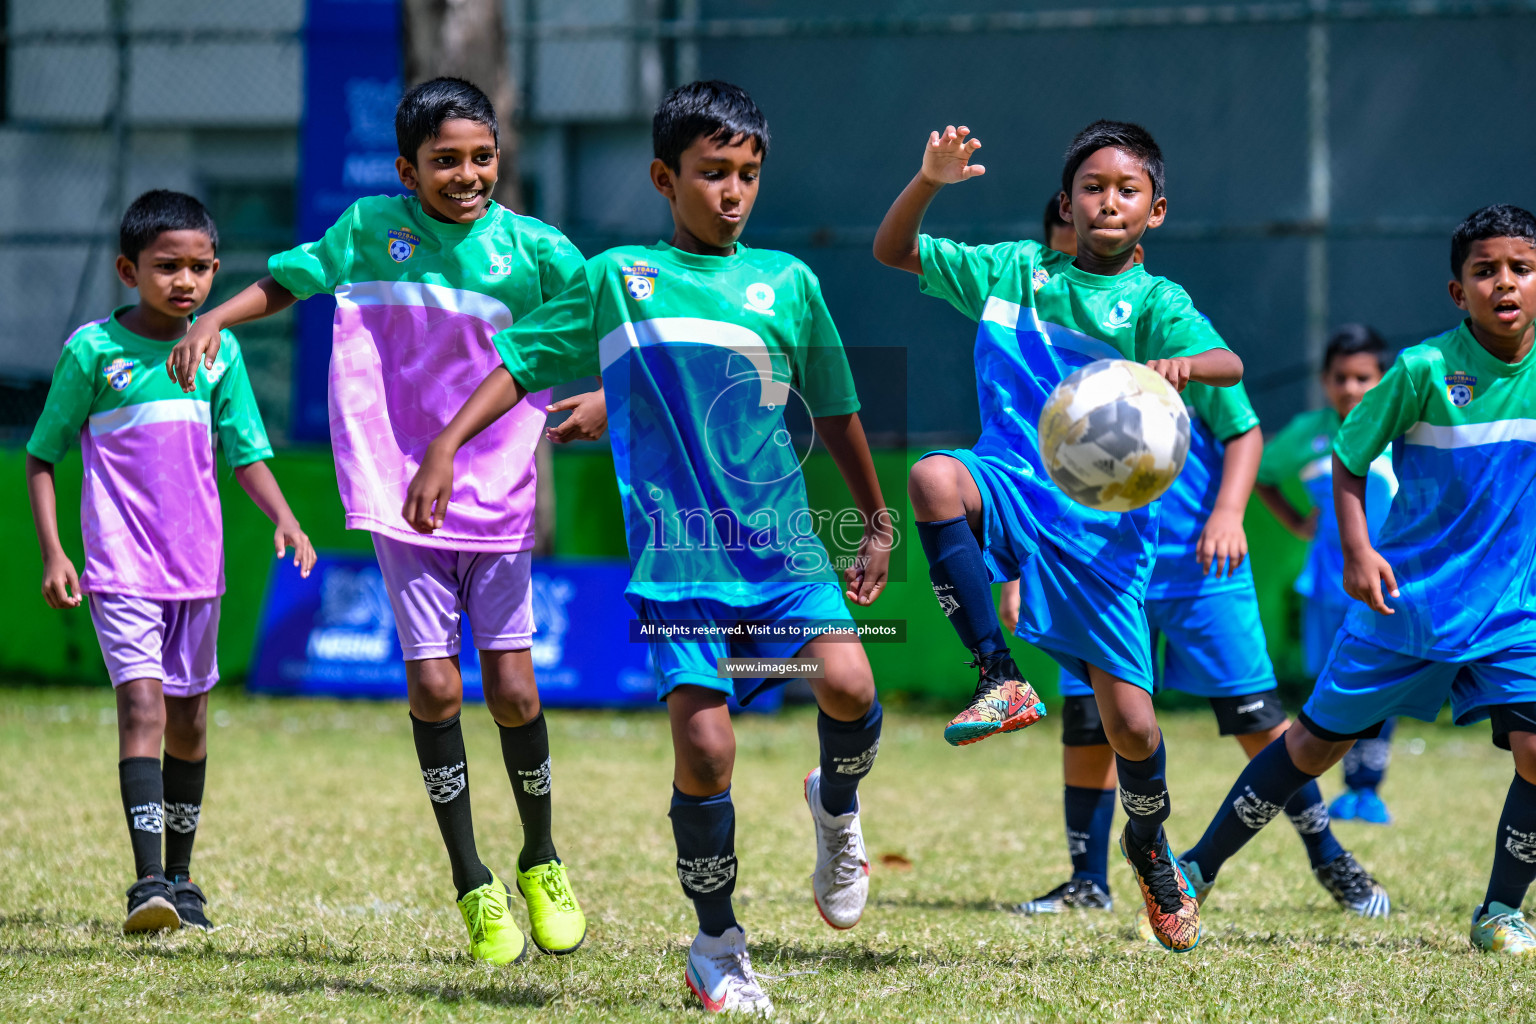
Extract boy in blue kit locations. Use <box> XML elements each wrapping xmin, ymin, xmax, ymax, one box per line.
<box><xmin>1257</xmin><ymin>325</ymin><xmax>1400</xmax><ymax>824</ymax></box>
<box><xmin>874</xmin><ymin>121</ymin><xmax>1244</xmax><ymax>952</ymax></box>
<box><xmin>1180</xmin><ymin>204</ymin><xmax>1536</xmax><ymax>955</ymax></box>
<box><xmin>404</xmin><ymin>82</ymin><xmax>891</xmax><ymax>1013</ymax></box>
<box><xmin>1018</xmin><ymin>374</ymin><xmax>1388</xmax><ymax>921</ymax></box>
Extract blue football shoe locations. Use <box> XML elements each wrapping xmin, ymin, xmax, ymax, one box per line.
<box><xmin>1353</xmin><ymin>789</ymin><xmax>1392</xmax><ymax>825</ymax></box>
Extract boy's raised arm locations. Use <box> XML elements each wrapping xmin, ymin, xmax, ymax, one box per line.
<box><xmin>403</xmin><ymin>367</ymin><xmax>529</xmax><ymax>534</ymax></box>
<box><xmin>873</xmin><ymin>126</ymin><xmax>986</xmax><ymax>274</ymax></box>
<box><xmin>167</xmin><ymin>276</ymin><xmax>297</xmax><ymax>390</ymax></box>
<box><xmin>814</xmin><ymin>412</ymin><xmax>893</xmax><ymax>606</ymax></box>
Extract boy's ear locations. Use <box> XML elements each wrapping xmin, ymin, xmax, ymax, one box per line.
<box><xmin>395</xmin><ymin>155</ymin><xmax>420</xmax><ymax>192</ymax></box>
<box><xmin>114</xmin><ymin>255</ymin><xmax>138</xmax><ymax>289</ymax></box>
<box><xmin>1448</xmin><ymin>276</ymin><xmax>1469</xmax><ymax>310</ymax></box>
<box><xmin>1146</xmin><ymin>195</ymin><xmax>1168</xmax><ymax>230</ymax></box>
<box><xmin>650</xmin><ymin>158</ymin><xmax>677</xmax><ymax>199</ymax></box>
<box><xmin>1057</xmin><ymin>190</ymin><xmax>1072</xmax><ymax>225</ymax></box>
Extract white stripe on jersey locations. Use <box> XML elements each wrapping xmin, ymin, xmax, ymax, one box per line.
<box><xmin>337</xmin><ymin>280</ymin><xmax>515</xmax><ymax>332</ymax></box>
<box><xmin>596</xmin><ymin>317</ymin><xmax>785</xmax><ymax>407</ymax></box>
<box><xmin>1405</xmin><ymin>418</ymin><xmax>1536</xmax><ymax>449</ymax></box>
<box><xmin>89</xmin><ymin>398</ymin><xmax>211</xmax><ymax>435</ymax></box>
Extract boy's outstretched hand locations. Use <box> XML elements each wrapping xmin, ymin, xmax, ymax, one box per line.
<box><xmin>1197</xmin><ymin>508</ymin><xmax>1248</xmax><ymax>577</ymax></box>
<box><xmin>403</xmin><ymin>445</ymin><xmax>455</xmax><ymax>534</ymax></box>
<box><xmin>275</xmin><ymin>518</ymin><xmax>317</xmax><ymax>578</ymax></box>
<box><xmin>843</xmin><ymin>525</ymin><xmax>892</xmax><ymax>606</ymax></box>
<box><xmin>167</xmin><ymin>317</ymin><xmax>225</xmax><ymax>392</ymax></box>
<box><xmin>41</xmin><ymin>553</ymin><xmax>82</xmax><ymax>609</ymax></box>
<box><xmin>1146</xmin><ymin>357</ymin><xmax>1194</xmax><ymax>392</ymax></box>
<box><xmin>1343</xmin><ymin>546</ymin><xmax>1399</xmax><ymax>615</ymax></box>
<box><xmin>545</xmin><ymin>389</ymin><xmax>607</xmax><ymax>443</ymax></box>
<box><xmin>922</xmin><ymin>126</ymin><xmax>986</xmax><ymax>186</ymax></box>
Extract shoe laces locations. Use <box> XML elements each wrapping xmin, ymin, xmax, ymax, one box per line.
<box><xmin>965</xmin><ymin>653</ymin><xmax>1017</xmax><ymax>699</ymax></box>
<box><xmin>825</xmin><ymin>825</ymin><xmax>865</xmax><ymax>886</ymax></box>
<box><xmin>465</xmin><ymin>886</ymin><xmax>506</xmax><ymax>940</ymax></box>
<box><xmin>1322</xmin><ymin>854</ymin><xmax>1375</xmax><ymax>899</ymax></box>
<box><xmin>538</xmin><ymin>866</ymin><xmax>579</xmax><ymax>913</ymax></box>
<box><xmin>1486</xmin><ymin>909</ymin><xmax>1536</xmax><ymax>945</ymax></box>
<box><xmin>707</xmin><ymin>946</ymin><xmax>767</xmax><ymax>1001</ymax></box>
<box><xmin>1138</xmin><ymin>844</ymin><xmax>1188</xmax><ymax>915</ymax></box>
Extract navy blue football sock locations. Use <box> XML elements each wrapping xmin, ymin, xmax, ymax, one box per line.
<box><xmin>1183</xmin><ymin>735</ymin><xmax>1316</xmax><ymax>881</ymax></box>
<box><xmin>669</xmin><ymin>786</ymin><xmax>739</xmax><ymax>937</ymax></box>
<box><xmin>915</xmin><ymin>516</ymin><xmax>1009</xmax><ymax>657</ymax></box>
<box><xmin>1483</xmin><ymin>773</ymin><xmax>1536</xmax><ymax>912</ymax></box>
<box><xmin>1342</xmin><ymin>717</ymin><xmax>1395</xmax><ymax>792</ymax></box>
<box><xmin>817</xmin><ymin>700</ymin><xmax>882</xmax><ymax>816</ymax></box>
<box><xmin>1284</xmin><ymin>779</ymin><xmax>1345</xmax><ymax>869</ymax></box>
<box><xmin>1115</xmin><ymin>737</ymin><xmax>1170</xmax><ymax>845</ymax></box>
<box><xmin>1064</xmin><ymin>784</ymin><xmax>1115</xmax><ymax>891</ymax></box>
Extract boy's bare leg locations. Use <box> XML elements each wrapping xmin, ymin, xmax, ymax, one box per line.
<box><xmin>406</xmin><ymin>657</ymin><xmax>491</xmax><ymax>897</ymax></box>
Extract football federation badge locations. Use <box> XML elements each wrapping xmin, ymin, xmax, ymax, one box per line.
<box><xmin>103</xmin><ymin>358</ymin><xmax>135</xmax><ymax>391</ymax></box>
<box><xmin>1445</xmin><ymin>371</ymin><xmax>1476</xmax><ymax>407</ymax></box>
<box><xmin>387</xmin><ymin>228</ymin><xmax>420</xmax><ymax>263</ymax></box>
<box><xmin>623</xmin><ymin>261</ymin><xmax>659</xmax><ymax>300</ymax></box>
<box><xmin>1032</xmin><ymin>267</ymin><xmax>1050</xmax><ymax>293</ymax></box>
<box><xmin>743</xmin><ymin>281</ymin><xmax>776</xmax><ymax>315</ymax></box>
<box><xmin>1102</xmin><ymin>300</ymin><xmax>1133</xmax><ymax>330</ymax></box>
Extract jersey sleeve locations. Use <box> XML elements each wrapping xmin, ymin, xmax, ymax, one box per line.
<box><xmin>495</xmin><ymin>263</ymin><xmax>602</xmax><ymax>392</ymax></box>
<box><xmin>268</xmin><ymin>202</ymin><xmax>360</xmax><ymax>299</ymax></box>
<box><xmin>210</xmin><ymin>334</ymin><xmax>274</xmax><ymax>468</ymax></box>
<box><xmin>1186</xmin><ymin>380</ymin><xmax>1259</xmax><ymax>442</ymax></box>
<box><xmin>538</xmin><ymin>230</ymin><xmax>588</xmax><ymax>303</ymax></box>
<box><xmin>795</xmin><ymin>275</ymin><xmax>860</xmax><ymax>418</ymax></box>
<box><xmin>1144</xmin><ymin>281</ymin><xmax>1229</xmax><ymax>360</ymax></box>
<box><xmin>917</xmin><ymin>235</ymin><xmax>1030</xmax><ymax>321</ymax></box>
<box><xmin>25</xmin><ymin>341</ymin><xmax>96</xmax><ymax>463</ymax></box>
<box><xmin>1256</xmin><ymin>411</ymin><xmax>1318</xmax><ymax>487</ymax></box>
<box><xmin>1334</xmin><ymin>356</ymin><xmax>1423</xmax><ymax>476</ymax></box>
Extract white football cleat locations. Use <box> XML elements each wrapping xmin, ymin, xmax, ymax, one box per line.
<box><xmin>685</xmin><ymin>926</ymin><xmax>773</xmax><ymax>1014</ymax></box>
<box><xmin>804</xmin><ymin>767</ymin><xmax>871</xmax><ymax>930</ymax></box>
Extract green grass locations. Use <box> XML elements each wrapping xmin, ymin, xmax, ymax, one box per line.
<box><xmin>2</xmin><ymin>687</ymin><xmax>1531</xmax><ymax>1023</ymax></box>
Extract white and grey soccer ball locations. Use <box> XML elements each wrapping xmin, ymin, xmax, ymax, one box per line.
<box><xmin>1038</xmin><ymin>359</ymin><xmax>1190</xmax><ymax>512</ymax></box>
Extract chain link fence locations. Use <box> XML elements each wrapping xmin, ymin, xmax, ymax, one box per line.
<box><xmin>5</xmin><ymin>0</ymin><xmax>1536</xmax><ymax>445</ymax></box>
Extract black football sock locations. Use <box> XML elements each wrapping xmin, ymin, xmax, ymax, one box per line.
<box><xmin>119</xmin><ymin>757</ymin><xmax>164</xmax><ymax>879</ymax></box>
<box><xmin>915</xmin><ymin>516</ymin><xmax>1010</xmax><ymax>657</ymax></box>
<box><xmin>411</xmin><ymin>712</ymin><xmax>493</xmax><ymax>898</ymax></box>
<box><xmin>1284</xmin><ymin>779</ymin><xmax>1344</xmax><ymax>869</ymax></box>
<box><xmin>498</xmin><ymin>713</ymin><xmax>558</xmax><ymax>872</ymax></box>
<box><xmin>816</xmin><ymin>701</ymin><xmax>882</xmax><ymax>816</ymax></box>
<box><xmin>1064</xmin><ymin>784</ymin><xmax>1116</xmax><ymax>891</ymax></box>
<box><xmin>1183</xmin><ymin>735</ymin><xmax>1316</xmax><ymax>882</ymax></box>
<box><xmin>670</xmin><ymin>786</ymin><xmax>738</xmax><ymax>937</ymax></box>
<box><xmin>1115</xmin><ymin>736</ymin><xmax>1171</xmax><ymax>845</ymax></box>
<box><xmin>1483</xmin><ymin>773</ymin><xmax>1536</xmax><ymax>912</ymax></box>
<box><xmin>161</xmin><ymin>753</ymin><xmax>206</xmax><ymax>880</ymax></box>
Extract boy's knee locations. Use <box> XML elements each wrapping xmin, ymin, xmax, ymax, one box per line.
<box><xmin>118</xmin><ymin>684</ymin><xmax>165</xmax><ymax>732</ymax></box>
<box><xmin>1285</xmin><ymin>720</ymin><xmax>1350</xmax><ymax>776</ymax></box>
<box><xmin>481</xmin><ymin>650</ymin><xmax>540</xmax><ymax>726</ymax></box>
<box><xmin>408</xmin><ymin>660</ymin><xmax>464</xmax><ymax>721</ymax></box>
<box><xmin>677</xmin><ymin>737</ymin><xmax>735</xmax><ymax>794</ymax></box>
<box><xmin>1103</xmin><ymin>712</ymin><xmax>1159</xmax><ymax>761</ymax></box>
<box><xmin>812</xmin><ymin>665</ymin><xmax>875</xmax><ymax>722</ymax></box>
<box><xmin>907</xmin><ymin>458</ymin><xmax>956</xmax><ymax>516</ymax></box>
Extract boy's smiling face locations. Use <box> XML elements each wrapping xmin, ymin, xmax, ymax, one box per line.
<box><xmin>1063</xmin><ymin>146</ymin><xmax>1166</xmax><ymax>266</ymax></box>
<box><xmin>1450</xmin><ymin>235</ymin><xmax>1536</xmax><ymax>358</ymax></box>
<box><xmin>397</xmin><ymin>117</ymin><xmax>499</xmax><ymax>224</ymax></box>
<box><xmin>115</xmin><ymin>229</ymin><xmax>218</xmax><ymax>320</ymax></box>
<box><xmin>651</xmin><ymin>133</ymin><xmax>762</xmax><ymax>255</ymax></box>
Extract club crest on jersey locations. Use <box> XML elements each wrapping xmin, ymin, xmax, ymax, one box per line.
<box><xmin>1102</xmin><ymin>300</ymin><xmax>1133</xmax><ymax>330</ymax></box>
<box><xmin>102</xmin><ymin>358</ymin><xmax>134</xmax><ymax>391</ymax></box>
<box><xmin>1032</xmin><ymin>267</ymin><xmax>1050</xmax><ymax>293</ymax></box>
<box><xmin>744</xmin><ymin>281</ymin><xmax>776</xmax><ymax>315</ymax></box>
<box><xmin>387</xmin><ymin>228</ymin><xmax>420</xmax><ymax>263</ymax></box>
<box><xmin>1445</xmin><ymin>372</ymin><xmax>1476</xmax><ymax>407</ymax></box>
<box><xmin>204</xmin><ymin>357</ymin><xmax>228</xmax><ymax>384</ymax></box>
<box><xmin>623</xmin><ymin>261</ymin><xmax>659</xmax><ymax>300</ymax></box>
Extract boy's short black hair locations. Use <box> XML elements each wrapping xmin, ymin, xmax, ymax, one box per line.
<box><xmin>653</xmin><ymin>80</ymin><xmax>769</xmax><ymax>172</ymax></box>
<box><xmin>1450</xmin><ymin>203</ymin><xmax>1536</xmax><ymax>277</ymax></box>
<box><xmin>1322</xmin><ymin>323</ymin><xmax>1388</xmax><ymax>374</ymax></box>
<box><xmin>119</xmin><ymin>190</ymin><xmax>218</xmax><ymax>262</ymax></box>
<box><xmin>395</xmin><ymin>77</ymin><xmax>498</xmax><ymax>161</ymax></box>
<box><xmin>1061</xmin><ymin>120</ymin><xmax>1165</xmax><ymax>201</ymax></box>
<box><xmin>1042</xmin><ymin>194</ymin><xmax>1069</xmax><ymax>241</ymax></box>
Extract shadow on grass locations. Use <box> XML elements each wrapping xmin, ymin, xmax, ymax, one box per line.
<box><xmin>870</xmin><ymin>894</ymin><xmax>1009</xmax><ymax>913</ymax></box>
<box><xmin>259</xmin><ymin>975</ymin><xmax>561</xmax><ymax>1009</ymax></box>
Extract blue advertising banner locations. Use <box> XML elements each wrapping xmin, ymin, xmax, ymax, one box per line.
<box><xmin>249</xmin><ymin>553</ymin><xmax>670</xmax><ymax>707</ymax></box>
<box><xmin>293</xmin><ymin>0</ymin><xmax>403</xmax><ymax>441</ymax></box>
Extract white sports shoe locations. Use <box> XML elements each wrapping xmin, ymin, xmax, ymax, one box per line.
<box><xmin>685</xmin><ymin>926</ymin><xmax>773</xmax><ymax>1014</ymax></box>
<box><xmin>803</xmin><ymin>767</ymin><xmax>871</xmax><ymax>930</ymax></box>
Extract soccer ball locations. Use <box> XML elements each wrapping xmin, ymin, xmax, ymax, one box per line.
<box><xmin>1038</xmin><ymin>359</ymin><xmax>1190</xmax><ymax>512</ymax></box>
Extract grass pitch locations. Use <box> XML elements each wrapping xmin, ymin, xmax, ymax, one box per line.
<box><xmin>1</xmin><ymin>686</ymin><xmax>1531</xmax><ymax>1023</ymax></box>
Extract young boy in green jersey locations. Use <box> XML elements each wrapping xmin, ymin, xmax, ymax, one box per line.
<box><xmin>168</xmin><ymin>78</ymin><xmax>598</xmax><ymax>964</ymax></box>
<box><xmin>1256</xmin><ymin>325</ymin><xmax>1400</xmax><ymax>824</ymax></box>
<box><xmin>26</xmin><ymin>190</ymin><xmax>316</xmax><ymax>933</ymax></box>
<box><xmin>874</xmin><ymin>121</ymin><xmax>1245</xmax><ymax>952</ymax></box>
<box><xmin>404</xmin><ymin>80</ymin><xmax>891</xmax><ymax>1013</ymax></box>
<box><xmin>1181</xmin><ymin>204</ymin><xmax>1536</xmax><ymax>954</ymax></box>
